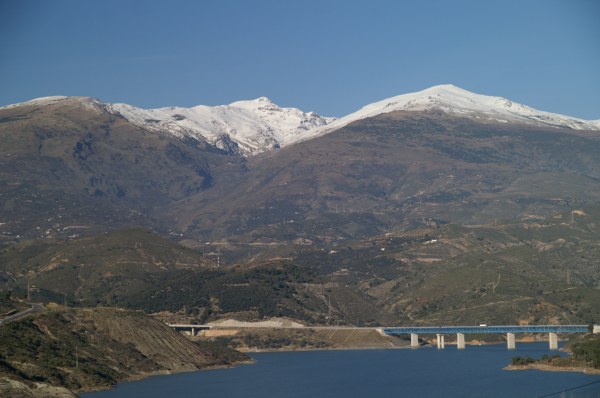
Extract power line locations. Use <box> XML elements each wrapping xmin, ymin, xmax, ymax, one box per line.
<box><xmin>535</xmin><ymin>378</ymin><xmax>600</xmax><ymax>398</ymax></box>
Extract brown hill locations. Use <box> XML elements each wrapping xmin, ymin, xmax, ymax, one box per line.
<box><xmin>2</xmin><ymin>98</ymin><xmax>600</xmax><ymax>328</ymax></box>
<box><xmin>3</xmin><ymin>98</ymin><xmax>600</xmax><ymax>250</ymax></box>
<box><xmin>0</xmin><ymin>305</ymin><xmax>248</xmax><ymax>396</ymax></box>
<box><xmin>173</xmin><ymin>111</ymin><xmax>600</xmax><ymax>245</ymax></box>
<box><xmin>0</xmin><ymin>97</ymin><xmax>243</xmax><ymax>244</ymax></box>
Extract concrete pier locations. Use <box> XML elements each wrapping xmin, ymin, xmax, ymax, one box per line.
<box><xmin>456</xmin><ymin>333</ymin><xmax>465</xmax><ymax>349</ymax></box>
<box><xmin>411</xmin><ymin>333</ymin><xmax>419</xmax><ymax>348</ymax></box>
<box><xmin>436</xmin><ymin>334</ymin><xmax>445</xmax><ymax>349</ymax></box>
<box><xmin>506</xmin><ymin>333</ymin><xmax>516</xmax><ymax>350</ymax></box>
<box><xmin>549</xmin><ymin>332</ymin><xmax>558</xmax><ymax>350</ymax></box>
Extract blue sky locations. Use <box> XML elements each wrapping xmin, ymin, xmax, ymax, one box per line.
<box><xmin>1</xmin><ymin>0</ymin><xmax>599</xmax><ymax>119</ymax></box>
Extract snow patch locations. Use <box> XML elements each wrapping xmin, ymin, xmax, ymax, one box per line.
<box><xmin>0</xmin><ymin>96</ymin><xmax>70</xmax><ymax>109</ymax></box>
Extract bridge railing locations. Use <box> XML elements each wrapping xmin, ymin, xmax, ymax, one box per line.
<box><xmin>383</xmin><ymin>325</ymin><xmax>590</xmax><ymax>335</ymax></box>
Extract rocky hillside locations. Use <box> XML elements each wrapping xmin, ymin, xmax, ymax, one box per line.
<box><xmin>3</xmin><ymin>204</ymin><xmax>599</xmax><ymax>328</ymax></box>
<box><xmin>0</xmin><ymin>229</ymin><xmax>327</xmax><ymax>322</ymax></box>
<box><xmin>0</xmin><ymin>96</ymin><xmax>244</xmax><ymax>244</ymax></box>
<box><xmin>1</xmin><ymin>88</ymin><xmax>599</xmax><ymax>329</ymax></box>
<box><xmin>0</xmin><ymin>305</ymin><xmax>248</xmax><ymax>396</ymax></box>
<box><xmin>0</xmin><ymin>228</ymin><xmax>216</xmax><ymax>306</ymax></box>
<box><xmin>174</xmin><ymin>110</ymin><xmax>600</xmax><ymax>246</ymax></box>
<box><xmin>3</xmin><ymin>89</ymin><xmax>600</xmax><ymax>249</ymax></box>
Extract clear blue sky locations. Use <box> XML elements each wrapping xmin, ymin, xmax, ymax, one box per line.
<box><xmin>1</xmin><ymin>0</ymin><xmax>599</xmax><ymax>119</ymax></box>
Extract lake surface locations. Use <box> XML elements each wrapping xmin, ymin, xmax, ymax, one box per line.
<box><xmin>82</xmin><ymin>343</ymin><xmax>600</xmax><ymax>398</ymax></box>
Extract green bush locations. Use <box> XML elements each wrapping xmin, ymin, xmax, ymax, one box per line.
<box><xmin>571</xmin><ymin>337</ymin><xmax>600</xmax><ymax>368</ymax></box>
<box><xmin>511</xmin><ymin>356</ymin><xmax>535</xmax><ymax>366</ymax></box>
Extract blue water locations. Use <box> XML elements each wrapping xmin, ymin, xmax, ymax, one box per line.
<box><xmin>82</xmin><ymin>343</ymin><xmax>600</xmax><ymax>398</ymax></box>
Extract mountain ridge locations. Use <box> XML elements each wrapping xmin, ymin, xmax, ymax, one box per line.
<box><xmin>4</xmin><ymin>85</ymin><xmax>598</xmax><ymax>157</ymax></box>
<box><xmin>314</xmin><ymin>84</ymin><xmax>600</xmax><ymax>135</ymax></box>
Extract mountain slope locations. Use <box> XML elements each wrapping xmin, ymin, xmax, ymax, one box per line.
<box><xmin>0</xmin><ymin>96</ymin><xmax>245</xmax><ymax>243</ymax></box>
<box><xmin>172</xmin><ymin>110</ymin><xmax>600</xmax><ymax>245</ymax></box>
<box><xmin>0</xmin><ymin>229</ymin><xmax>328</xmax><ymax>321</ymax></box>
<box><xmin>0</xmin><ymin>228</ymin><xmax>216</xmax><ymax>306</ymax></box>
<box><xmin>0</xmin><ymin>306</ymin><xmax>248</xmax><ymax>395</ymax></box>
<box><xmin>2</xmin><ymin>86</ymin><xmax>600</xmax><ymax>247</ymax></box>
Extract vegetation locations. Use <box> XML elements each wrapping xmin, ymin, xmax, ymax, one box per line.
<box><xmin>0</xmin><ymin>314</ymin><xmax>126</xmax><ymax>390</ymax></box>
<box><xmin>0</xmin><ymin>307</ymin><xmax>247</xmax><ymax>392</ymax></box>
<box><xmin>3</xmin><ymin>209</ymin><xmax>600</xmax><ymax>327</ymax></box>
<box><xmin>0</xmin><ymin>290</ymin><xmax>22</xmax><ymax>315</ymax></box>
<box><xmin>193</xmin><ymin>340</ymin><xmax>249</xmax><ymax>364</ymax></box>
<box><xmin>510</xmin><ymin>335</ymin><xmax>600</xmax><ymax>371</ymax></box>
<box><xmin>511</xmin><ymin>356</ymin><xmax>536</xmax><ymax>366</ymax></box>
<box><xmin>571</xmin><ymin>335</ymin><xmax>600</xmax><ymax>368</ymax></box>
<box><xmin>212</xmin><ymin>333</ymin><xmax>332</xmax><ymax>350</ymax></box>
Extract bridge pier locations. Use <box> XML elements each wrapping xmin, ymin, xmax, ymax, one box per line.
<box><xmin>549</xmin><ymin>332</ymin><xmax>558</xmax><ymax>350</ymax></box>
<box><xmin>506</xmin><ymin>333</ymin><xmax>516</xmax><ymax>350</ymax></box>
<box><xmin>456</xmin><ymin>333</ymin><xmax>465</xmax><ymax>349</ymax></box>
<box><xmin>436</xmin><ymin>334</ymin><xmax>445</xmax><ymax>349</ymax></box>
<box><xmin>411</xmin><ymin>333</ymin><xmax>419</xmax><ymax>348</ymax></box>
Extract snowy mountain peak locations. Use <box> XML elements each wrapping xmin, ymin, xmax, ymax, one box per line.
<box><xmin>108</xmin><ymin>98</ymin><xmax>335</xmax><ymax>156</ymax></box>
<box><xmin>320</xmin><ymin>85</ymin><xmax>600</xmax><ymax>133</ymax></box>
<box><xmin>0</xmin><ymin>95</ymin><xmax>91</xmax><ymax>109</ymax></box>
<box><xmin>5</xmin><ymin>85</ymin><xmax>598</xmax><ymax>157</ymax></box>
<box><xmin>228</xmin><ymin>97</ymin><xmax>278</xmax><ymax>110</ymax></box>
<box><xmin>254</xmin><ymin>96</ymin><xmax>273</xmax><ymax>103</ymax></box>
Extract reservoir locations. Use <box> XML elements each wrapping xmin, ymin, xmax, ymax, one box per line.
<box><xmin>83</xmin><ymin>343</ymin><xmax>600</xmax><ymax>398</ymax></box>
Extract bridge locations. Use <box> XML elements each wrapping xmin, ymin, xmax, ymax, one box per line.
<box><xmin>167</xmin><ymin>324</ymin><xmax>211</xmax><ymax>336</ymax></box>
<box><xmin>382</xmin><ymin>324</ymin><xmax>599</xmax><ymax>350</ymax></box>
<box><xmin>167</xmin><ymin>322</ymin><xmax>599</xmax><ymax>351</ymax></box>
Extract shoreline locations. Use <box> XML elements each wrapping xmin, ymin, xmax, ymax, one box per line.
<box><xmin>504</xmin><ymin>363</ymin><xmax>600</xmax><ymax>375</ymax></box>
<box><xmin>77</xmin><ymin>340</ymin><xmax>598</xmax><ymax>394</ymax></box>
<box><xmin>77</xmin><ymin>359</ymin><xmax>255</xmax><ymax>394</ymax></box>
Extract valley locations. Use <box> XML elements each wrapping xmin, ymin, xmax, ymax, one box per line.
<box><xmin>1</xmin><ymin>85</ymin><xmax>600</xmax><ymax>394</ymax></box>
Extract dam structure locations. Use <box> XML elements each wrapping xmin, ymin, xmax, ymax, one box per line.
<box><xmin>382</xmin><ymin>325</ymin><xmax>598</xmax><ymax>350</ymax></box>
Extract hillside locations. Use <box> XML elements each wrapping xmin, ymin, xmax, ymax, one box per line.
<box><xmin>0</xmin><ymin>228</ymin><xmax>216</xmax><ymax>306</ymax></box>
<box><xmin>0</xmin><ymin>305</ymin><xmax>249</xmax><ymax>396</ymax></box>
<box><xmin>291</xmin><ymin>205</ymin><xmax>600</xmax><ymax>326</ymax></box>
<box><xmin>173</xmin><ymin>110</ymin><xmax>600</xmax><ymax>245</ymax></box>
<box><xmin>0</xmin><ymin>229</ymin><xmax>330</xmax><ymax>322</ymax></box>
<box><xmin>3</xmin><ymin>88</ymin><xmax>600</xmax><ymax>249</ymax></box>
<box><xmin>2</xmin><ymin>207</ymin><xmax>599</xmax><ymax>328</ymax></box>
<box><xmin>1</xmin><ymin>87</ymin><xmax>599</xmax><ymax>329</ymax></box>
<box><xmin>0</xmin><ymin>97</ymin><xmax>244</xmax><ymax>244</ymax></box>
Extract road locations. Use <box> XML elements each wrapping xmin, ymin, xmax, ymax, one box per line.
<box><xmin>0</xmin><ymin>303</ymin><xmax>44</xmax><ymax>325</ymax></box>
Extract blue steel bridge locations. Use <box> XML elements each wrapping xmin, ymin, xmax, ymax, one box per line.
<box><xmin>382</xmin><ymin>324</ymin><xmax>594</xmax><ymax>350</ymax></box>
<box><xmin>383</xmin><ymin>325</ymin><xmax>590</xmax><ymax>335</ymax></box>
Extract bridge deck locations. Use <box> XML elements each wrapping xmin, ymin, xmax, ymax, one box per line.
<box><xmin>383</xmin><ymin>325</ymin><xmax>589</xmax><ymax>335</ymax></box>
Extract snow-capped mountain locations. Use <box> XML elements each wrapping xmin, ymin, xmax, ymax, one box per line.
<box><xmin>317</xmin><ymin>84</ymin><xmax>600</xmax><ymax>134</ymax></box>
<box><xmin>107</xmin><ymin>97</ymin><xmax>335</xmax><ymax>156</ymax></box>
<box><xmin>3</xmin><ymin>85</ymin><xmax>598</xmax><ymax>157</ymax></box>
